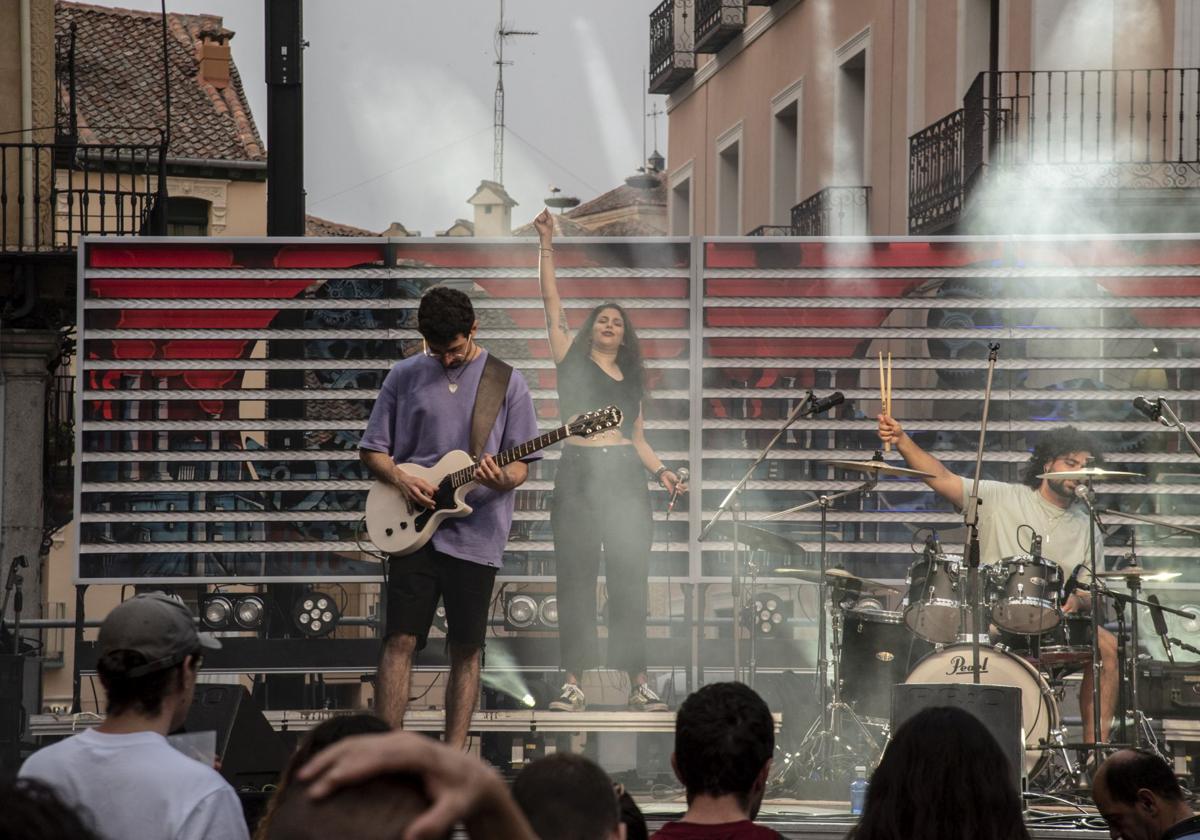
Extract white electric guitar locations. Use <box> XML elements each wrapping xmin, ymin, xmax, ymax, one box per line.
<box><xmin>364</xmin><ymin>405</ymin><xmax>623</xmax><ymax>556</ymax></box>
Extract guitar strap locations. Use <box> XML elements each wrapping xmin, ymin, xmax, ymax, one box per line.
<box><xmin>469</xmin><ymin>353</ymin><xmax>514</xmax><ymax>460</ymax></box>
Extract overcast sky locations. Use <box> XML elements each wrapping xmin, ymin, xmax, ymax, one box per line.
<box><xmin>116</xmin><ymin>0</ymin><xmax>668</xmax><ymax>235</ymax></box>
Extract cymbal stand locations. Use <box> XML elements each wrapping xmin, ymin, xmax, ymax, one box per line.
<box><xmin>765</xmin><ymin>478</ymin><xmax>878</xmax><ymax>780</ymax></box>
<box><xmin>963</xmin><ymin>343</ymin><xmax>1000</xmax><ymax>685</ymax></box>
<box><xmin>1073</xmin><ymin>479</ymin><xmax>1108</xmax><ymax>761</ymax></box>
<box><xmin>700</xmin><ymin>392</ymin><xmax>818</xmax><ymax>684</ymax></box>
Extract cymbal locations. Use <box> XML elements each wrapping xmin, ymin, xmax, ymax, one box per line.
<box><xmin>1095</xmin><ymin>568</ymin><xmax>1181</xmax><ymax>581</ymax></box>
<box><xmin>775</xmin><ymin>566</ymin><xmax>901</xmax><ymax>594</ymax></box>
<box><xmin>823</xmin><ymin>458</ymin><xmax>935</xmax><ymax>479</ymax></box>
<box><xmin>1037</xmin><ymin>467</ymin><xmax>1143</xmax><ymax>480</ymax></box>
<box><xmin>706</xmin><ymin>521</ymin><xmax>802</xmax><ymax>556</ymax></box>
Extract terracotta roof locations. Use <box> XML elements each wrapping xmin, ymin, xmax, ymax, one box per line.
<box><xmin>512</xmin><ymin>213</ymin><xmax>591</xmax><ymax>238</ymax></box>
<box><xmin>567</xmin><ymin>171</ymin><xmax>666</xmax><ymax>219</ymax></box>
<box><xmin>305</xmin><ymin>215</ymin><xmax>377</xmax><ymax>237</ymax></box>
<box><xmin>55</xmin><ymin>1</ymin><xmax>265</xmax><ymax>162</ymax></box>
<box><xmin>587</xmin><ymin>217</ymin><xmax>667</xmax><ymax>237</ymax></box>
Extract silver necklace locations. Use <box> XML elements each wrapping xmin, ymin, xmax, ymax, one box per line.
<box><xmin>442</xmin><ymin>349</ymin><xmax>477</xmax><ymax>393</ymax></box>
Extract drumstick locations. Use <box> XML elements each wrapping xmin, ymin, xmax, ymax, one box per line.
<box><xmin>879</xmin><ymin>351</ymin><xmax>891</xmax><ymax>451</ymax></box>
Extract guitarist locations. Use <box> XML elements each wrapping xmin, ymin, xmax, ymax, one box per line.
<box><xmin>360</xmin><ymin>287</ymin><xmax>541</xmax><ymax>747</ymax></box>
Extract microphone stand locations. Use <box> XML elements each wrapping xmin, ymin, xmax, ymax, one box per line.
<box><xmin>1073</xmin><ymin>481</ymin><xmax>1107</xmax><ymax>758</ymax></box>
<box><xmin>963</xmin><ymin>344</ymin><xmax>1000</xmax><ymax>685</ymax></box>
<box><xmin>1158</xmin><ymin>400</ymin><xmax>1200</xmax><ymax>462</ymax></box>
<box><xmin>700</xmin><ymin>392</ymin><xmax>819</xmax><ymax>684</ymax></box>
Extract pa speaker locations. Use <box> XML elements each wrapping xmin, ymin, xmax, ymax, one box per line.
<box><xmin>891</xmin><ymin>683</ymin><xmax>1024</xmax><ymax>796</ymax></box>
<box><xmin>182</xmin><ymin>684</ymin><xmax>288</xmax><ymax>790</ymax></box>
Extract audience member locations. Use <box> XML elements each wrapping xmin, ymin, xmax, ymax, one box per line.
<box><xmin>845</xmin><ymin>706</ymin><xmax>1030</xmax><ymax>840</ymax></box>
<box><xmin>0</xmin><ymin>777</ymin><xmax>103</xmax><ymax>840</ymax></box>
<box><xmin>1092</xmin><ymin>748</ymin><xmax>1200</xmax><ymax>840</ymax></box>
<box><xmin>654</xmin><ymin>682</ymin><xmax>781</xmax><ymax>839</ymax></box>
<box><xmin>617</xmin><ymin>784</ymin><xmax>649</xmax><ymax>840</ymax></box>
<box><xmin>296</xmin><ymin>729</ymin><xmax>538</xmax><ymax>840</ymax></box>
<box><xmin>265</xmin><ymin>772</ymin><xmax>437</xmax><ymax>840</ymax></box>
<box><xmin>512</xmin><ymin>752</ymin><xmax>624</xmax><ymax>840</ymax></box>
<box><xmin>19</xmin><ymin>592</ymin><xmax>248</xmax><ymax>840</ymax></box>
<box><xmin>253</xmin><ymin>713</ymin><xmax>391</xmax><ymax>840</ymax></box>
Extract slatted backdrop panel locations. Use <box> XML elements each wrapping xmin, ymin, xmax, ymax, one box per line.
<box><xmin>76</xmin><ymin>237</ymin><xmax>693</xmax><ymax>584</ymax></box>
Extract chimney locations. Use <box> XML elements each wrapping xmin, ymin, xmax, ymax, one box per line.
<box><xmin>198</xmin><ymin>30</ymin><xmax>231</xmax><ymax>89</ymax></box>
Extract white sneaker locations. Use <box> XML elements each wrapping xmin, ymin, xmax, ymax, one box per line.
<box><xmin>549</xmin><ymin>682</ymin><xmax>586</xmax><ymax>712</ymax></box>
<box><xmin>629</xmin><ymin>683</ymin><xmax>668</xmax><ymax>712</ymax></box>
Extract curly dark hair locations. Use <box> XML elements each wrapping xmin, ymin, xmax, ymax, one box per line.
<box><xmin>673</xmin><ymin>682</ymin><xmax>774</xmax><ymax>810</ymax></box>
<box><xmin>417</xmin><ymin>286</ymin><xmax>476</xmax><ymax>346</ymax></box>
<box><xmin>1020</xmin><ymin>425</ymin><xmax>1105</xmax><ymax>488</ymax></box>
<box><xmin>0</xmin><ymin>778</ymin><xmax>102</xmax><ymax>840</ymax></box>
<box><xmin>564</xmin><ymin>302</ymin><xmax>646</xmax><ymax>400</ymax></box>
<box><xmin>845</xmin><ymin>707</ymin><xmax>1030</xmax><ymax>840</ymax></box>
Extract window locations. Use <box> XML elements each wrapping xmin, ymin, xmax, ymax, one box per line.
<box><xmin>835</xmin><ymin>40</ymin><xmax>868</xmax><ymax>186</ymax></box>
<box><xmin>166</xmin><ymin>197</ymin><xmax>210</xmax><ymax>237</ymax></box>
<box><xmin>669</xmin><ymin>161</ymin><xmax>693</xmax><ymax>236</ymax></box>
<box><xmin>771</xmin><ymin>80</ymin><xmax>803</xmax><ymax>225</ymax></box>
<box><xmin>715</xmin><ymin>123</ymin><xmax>743</xmax><ymax>235</ymax></box>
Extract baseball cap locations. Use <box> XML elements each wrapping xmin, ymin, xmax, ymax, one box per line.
<box><xmin>98</xmin><ymin>593</ymin><xmax>221</xmax><ymax>677</ymax></box>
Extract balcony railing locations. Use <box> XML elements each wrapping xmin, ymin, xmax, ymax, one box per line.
<box><xmin>694</xmin><ymin>0</ymin><xmax>744</xmax><ymax>54</ymax></box>
<box><xmin>791</xmin><ymin>186</ymin><xmax>871</xmax><ymax>236</ymax></box>
<box><xmin>1</xmin><ymin>140</ymin><xmax>165</xmax><ymax>253</ymax></box>
<box><xmin>909</xmin><ymin>67</ymin><xmax>1200</xmax><ymax>233</ymax></box>
<box><xmin>44</xmin><ymin>371</ymin><xmax>75</xmax><ymax>536</ymax></box>
<box><xmin>649</xmin><ymin>0</ymin><xmax>695</xmax><ymax>95</ymax></box>
<box><xmin>746</xmin><ymin>225</ymin><xmax>799</xmax><ymax>236</ymax></box>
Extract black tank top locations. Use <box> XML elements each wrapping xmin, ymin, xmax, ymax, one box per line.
<box><xmin>555</xmin><ymin>354</ymin><xmax>640</xmax><ymax>436</ymax></box>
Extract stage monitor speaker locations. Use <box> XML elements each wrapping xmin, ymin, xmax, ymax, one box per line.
<box><xmin>182</xmin><ymin>684</ymin><xmax>288</xmax><ymax>790</ymax></box>
<box><xmin>891</xmin><ymin>683</ymin><xmax>1024</xmax><ymax>795</ymax></box>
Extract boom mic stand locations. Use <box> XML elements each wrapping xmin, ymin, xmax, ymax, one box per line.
<box><xmin>1158</xmin><ymin>399</ymin><xmax>1200</xmax><ymax>462</ymax></box>
<box><xmin>963</xmin><ymin>344</ymin><xmax>1000</xmax><ymax>685</ymax></box>
<box><xmin>699</xmin><ymin>391</ymin><xmax>842</xmax><ymax>684</ymax></box>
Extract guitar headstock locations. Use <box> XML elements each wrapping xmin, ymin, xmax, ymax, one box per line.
<box><xmin>568</xmin><ymin>405</ymin><xmax>623</xmax><ymax>438</ymax></box>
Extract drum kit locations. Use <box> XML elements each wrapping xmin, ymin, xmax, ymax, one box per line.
<box><xmin>764</xmin><ymin>456</ymin><xmax>1196</xmax><ymax>790</ymax></box>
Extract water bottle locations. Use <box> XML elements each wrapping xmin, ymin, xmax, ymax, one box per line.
<box><xmin>849</xmin><ymin>766</ymin><xmax>869</xmax><ymax>815</ymax></box>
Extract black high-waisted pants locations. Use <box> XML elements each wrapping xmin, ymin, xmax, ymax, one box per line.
<box><xmin>551</xmin><ymin>444</ymin><xmax>653</xmax><ymax>678</ymax></box>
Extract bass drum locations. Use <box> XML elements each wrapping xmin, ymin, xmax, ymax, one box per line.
<box><xmin>904</xmin><ymin>643</ymin><xmax>1058</xmax><ymax>777</ymax></box>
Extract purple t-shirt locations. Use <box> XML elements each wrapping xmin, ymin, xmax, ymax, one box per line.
<box><xmin>359</xmin><ymin>349</ymin><xmax>541</xmax><ymax>567</ymax></box>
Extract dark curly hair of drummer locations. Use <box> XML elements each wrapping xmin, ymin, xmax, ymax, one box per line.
<box><xmin>1020</xmin><ymin>425</ymin><xmax>1105</xmax><ymax>489</ymax></box>
<box><xmin>844</xmin><ymin>706</ymin><xmax>1031</xmax><ymax>840</ymax></box>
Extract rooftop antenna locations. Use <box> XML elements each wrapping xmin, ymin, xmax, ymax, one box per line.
<box><xmin>627</xmin><ymin>69</ymin><xmax>660</xmax><ymax>189</ymax></box>
<box><xmin>493</xmin><ymin>0</ymin><xmax>536</xmax><ymax>185</ymax></box>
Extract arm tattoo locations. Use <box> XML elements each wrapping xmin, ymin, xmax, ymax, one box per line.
<box><xmin>557</xmin><ymin>306</ymin><xmax>570</xmax><ymax>337</ymax></box>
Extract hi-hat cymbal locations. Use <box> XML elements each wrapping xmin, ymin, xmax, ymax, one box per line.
<box><xmin>1037</xmin><ymin>467</ymin><xmax>1143</xmax><ymax>480</ymax></box>
<box><xmin>775</xmin><ymin>566</ymin><xmax>900</xmax><ymax>594</ymax></box>
<box><xmin>1095</xmin><ymin>568</ymin><xmax>1181</xmax><ymax>581</ymax></box>
<box><xmin>706</xmin><ymin>521</ymin><xmax>803</xmax><ymax>556</ymax></box>
<box><xmin>823</xmin><ymin>458</ymin><xmax>935</xmax><ymax>479</ymax></box>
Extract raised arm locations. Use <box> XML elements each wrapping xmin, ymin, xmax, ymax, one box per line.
<box><xmin>533</xmin><ymin>208</ymin><xmax>572</xmax><ymax>364</ymax></box>
<box><xmin>878</xmin><ymin>413</ymin><xmax>964</xmax><ymax>509</ymax></box>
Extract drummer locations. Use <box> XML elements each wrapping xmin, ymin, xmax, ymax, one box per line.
<box><xmin>877</xmin><ymin>415</ymin><xmax>1119</xmax><ymax>745</ymax></box>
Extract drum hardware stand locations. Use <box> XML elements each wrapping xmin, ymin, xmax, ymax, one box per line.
<box><xmin>765</xmin><ymin>478</ymin><xmax>879</xmax><ymax>783</ymax></box>
<box><xmin>1074</xmin><ymin>478</ymin><xmax>1110</xmax><ymax>764</ymax></box>
<box><xmin>700</xmin><ymin>391</ymin><xmax>834</xmax><ymax>685</ymax></box>
<box><xmin>963</xmin><ymin>343</ymin><xmax>1000</xmax><ymax>686</ymax></box>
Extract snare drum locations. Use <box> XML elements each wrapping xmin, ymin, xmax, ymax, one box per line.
<box><xmin>905</xmin><ymin>643</ymin><xmax>1058</xmax><ymax>777</ymax></box>
<box><xmin>1037</xmin><ymin>612</ymin><xmax>1095</xmax><ymax>668</ymax></box>
<box><xmin>989</xmin><ymin>555</ymin><xmax>1063</xmax><ymax>635</ymax></box>
<box><xmin>841</xmin><ymin>608</ymin><xmax>933</xmax><ymax>721</ymax></box>
<box><xmin>903</xmin><ymin>553</ymin><xmax>964</xmax><ymax>644</ymax></box>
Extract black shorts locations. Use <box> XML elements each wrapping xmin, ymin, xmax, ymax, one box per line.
<box><xmin>385</xmin><ymin>543</ymin><xmax>498</xmax><ymax>650</ymax></box>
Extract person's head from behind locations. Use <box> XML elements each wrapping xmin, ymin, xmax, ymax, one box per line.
<box><xmin>0</xmin><ymin>777</ymin><xmax>102</xmax><ymax>840</ymax></box>
<box><xmin>849</xmin><ymin>706</ymin><xmax>1029</xmax><ymax>840</ymax></box>
<box><xmin>417</xmin><ymin>286</ymin><xmax>477</xmax><ymax>366</ymax></box>
<box><xmin>96</xmin><ymin>592</ymin><xmax>220</xmax><ymax>729</ymax></box>
<box><xmin>672</xmin><ymin>682</ymin><xmax>774</xmax><ymax>818</ymax></box>
<box><xmin>1093</xmin><ymin>749</ymin><xmax>1194</xmax><ymax>840</ymax></box>
<box><xmin>264</xmin><ymin>772</ymin><xmax>442</xmax><ymax>840</ymax></box>
<box><xmin>512</xmin><ymin>753</ymin><xmax>624</xmax><ymax>840</ymax></box>
<box><xmin>568</xmin><ymin>302</ymin><xmax>645</xmax><ymax>394</ymax></box>
<box><xmin>254</xmin><ymin>713</ymin><xmax>391</xmax><ymax>840</ymax></box>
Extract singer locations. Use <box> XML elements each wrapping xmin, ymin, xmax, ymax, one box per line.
<box><xmin>878</xmin><ymin>416</ymin><xmax>1120</xmax><ymax>745</ymax></box>
<box><xmin>533</xmin><ymin>210</ymin><xmax>686</xmax><ymax>713</ymax></box>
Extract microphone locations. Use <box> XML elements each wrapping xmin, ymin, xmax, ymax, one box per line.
<box><xmin>1031</xmin><ymin>532</ymin><xmax>1043</xmax><ymax>561</ymax></box>
<box><xmin>1148</xmin><ymin>594</ymin><xmax>1176</xmax><ymax>663</ymax></box>
<box><xmin>1061</xmin><ymin>563</ymin><xmax>1083</xmax><ymax>604</ymax></box>
<box><xmin>924</xmin><ymin>531</ymin><xmax>943</xmax><ymax>557</ymax></box>
<box><xmin>808</xmin><ymin>392</ymin><xmax>845</xmax><ymax>416</ymax></box>
<box><xmin>666</xmin><ymin>466</ymin><xmax>689</xmax><ymax>518</ymax></box>
<box><xmin>1133</xmin><ymin>396</ymin><xmax>1168</xmax><ymax>426</ymax></box>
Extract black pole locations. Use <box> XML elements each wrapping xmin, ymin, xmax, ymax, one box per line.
<box><xmin>988</xmin><ymin>0</ymin><xmax>1000</xmax><ymax>151</ymax></box>
<box><xmin>266</xmin><ymin>0</ymin><xmax>305</xmax><ymax>236</ymax></box>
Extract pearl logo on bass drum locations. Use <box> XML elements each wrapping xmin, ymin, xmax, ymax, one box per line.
<box><xmin>947</xmin><ymin>655</ymin><xmax>989</xmax><ymax>676</ymax></box>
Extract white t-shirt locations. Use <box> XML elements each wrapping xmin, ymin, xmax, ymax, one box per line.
<box><xmin>966</xmin><ymin>479</ymin><xmax>1105</xmax><ymax>581</ymax></box>
<box><xmin>19</xmin><ymin>728</ymin><xmax>250</xmax><ymax>840</ymax></box>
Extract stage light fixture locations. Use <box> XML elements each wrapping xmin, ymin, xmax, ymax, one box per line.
<box><xmin>201</xmin><ymin>595</ymin><xmax>234</xmax><ymax>630</ymax></box>
<box><xmin>742</xmin><ymin>592</ymin><xmax>792</xmax><ymax>639</ymax></box>
<box><xmin>293</xmin><ymin>590</ymin><xmax>341</xmax><ymax>638</ymax></box>
<box><xmin>538</xmin><ymin>596</ymin><xmax>559</xmax><ymax>628</ymax></box>
<box><xmin>505</xmin><ymin>594</ymin><xmax>539</xmax><ymax>629</ymax></box>
<box><xmin>233</xmin><ymin>595</ymin><xmax>265</xmax><ymax>630</ymax></box>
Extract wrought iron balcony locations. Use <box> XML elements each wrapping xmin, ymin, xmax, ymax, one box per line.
<box><xmin>694</xmin><ymin>0</ymin><xmax>745</xmax><ymax>54</ymax></box>
<box><xmin>1</xmin><ymin>140</ymin><xmax>165</xmax><ymax>253</ymax></box>
<box><xmin>909</xmin><ymin>67</ymin><xmax>1200</xmax><ymax>234</ymax></box>
<box><xmin>747</xmin><ymin>225</ymin><xmax>799</xmax><ymax>236</ymax></box>
<box><xmin>790</xmin><ymin>186</ymin><xmax>871</xmax><ymax>236</ymax></box>
<box><xmin>649</xmin><ymin>0</ymin><xmax>695</xmax><ymax>95</ymax></box>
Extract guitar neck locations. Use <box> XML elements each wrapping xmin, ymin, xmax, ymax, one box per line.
<box><xmin>450</xmin><ymin>425</ymin><xmax>570</xmax><ymax>489</ymax></box>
